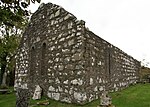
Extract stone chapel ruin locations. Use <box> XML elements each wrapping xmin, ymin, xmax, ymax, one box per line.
<box><xmin>14</xmin><ymin>3</ymin><xmax>140</xmax><ymax>104</ymax></box>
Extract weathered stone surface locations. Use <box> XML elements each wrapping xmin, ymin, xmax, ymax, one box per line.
<box><xmin>52</xmin><ymin>93</ymin><xmax>60</xmax><ymax>100</ymax></box>
<box><xmin>55</xmin><ymin>10</ymin><xmax>60</xmax><ymax>17</ymax></box>
<box><xmin>74</xmin><ymin>92</ymin><xmax>87</xmax><ymax>102</ymax></box>
<box><xmin>32</xmin><ymin>85</ymin><xmax>42</xmax><ymax>100</ymax></box>
<box><xmin>64</xmin><ymin>14</ymin><xmax>73</xmax><ymax>20</ymax></box>
<box><xmin>71</xmin><ymin>79</ymin><xmax>83</xmax><ymax>85</ymax></box>
<box><xmin>58</xmin><ymin>65</ymin><xmax>64</xmax><ymax>71</ymax></box>
<box><xmin>100</xmin><ymin>91</ymin><xmax>112</xmax><ymax>106</ymax></box>
<box><xmin>72</xmin><ymin>53</ymin><xmax>82</xmax><ymax>61</ymax></box>
<box><xmin>16</xmin><ymin>88</ymin><xmax>30</xmax><ymax>107</ymax></box>
<box><xmin>68</xmin><ymin>39</ymin><xmax>74</xmax><ymax>46</ymax></box>
<box><xmin>49</xmin><ymin>86</ymin><xmax>55</xmax><ymax>91</ymax></box>
<box><xmin>90</xmin><ymin>78</ymin><xmax>93</xmax><ymax>85</ymax></box>
<box><xmin>65</xmin><ymin>64</ymin><xmax>74</xmax><ymax>70</ymax></box>
<box><xmin>15</xmin><ymin>2</ymin><xmax>140</xmax><ymax>105</ymax></box>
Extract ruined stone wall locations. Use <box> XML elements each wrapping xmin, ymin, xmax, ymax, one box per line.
<box><xmin>84</xmin><ymin>30</ymin><xmax>140</xmax><ymax>96</ymax></box>
<box><xmin>15</xmin><ymin>2</ymin><xmax>140</xmax><ymax>105</ymax></box>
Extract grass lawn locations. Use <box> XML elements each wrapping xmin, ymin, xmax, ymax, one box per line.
<box><xmin>0</xmin><ymin>92</ymin><xmax>16</xmax><ymax>107</ymax></box>
<box><xmin>0</xmin><ymin>83</ymin><xmax>150</xmax><ymax>107</ymax></box>
<box><xmin>111</xmin><ymin>83</ymin><xmax>150</xmax><ymax>107</ymax></box>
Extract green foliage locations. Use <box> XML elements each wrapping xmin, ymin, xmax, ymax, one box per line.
<box><xmin>0</xmin><ymin>2</ymin><xmax>25</xmax><ymax>28</ymax></box>
<box><xmin>0</xmin><ymin>0</ymin><xmax>41</xmax><ymax>27</ymax></box>
<box><xmin>0</xmin><ymin>34</ymin><xmax>20</xmax><ymax>85</ymax></box>
<box><xmin>0</xmin><ymin>34</ymin><xmax>20</xmax><ymax>70</ymax></box>
<box><xmin>140</xmin><ymin>66</ymin><xmax>150</xmax><ymax>80</ymax></box>
<box><xmin>0</xmin><ymin>0</ymin><xmax>41</xmax><ymax>86</ymax></box>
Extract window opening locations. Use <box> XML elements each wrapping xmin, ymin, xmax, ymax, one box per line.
<box><xmin>41</xmin><ymin>43</ymin><xmax>46</xmax><ymax>75</ymax></box>
<box><xmin>30</xmin><ymin>46</ymin><xmax>35</xmax><ymax>82</ymax></box>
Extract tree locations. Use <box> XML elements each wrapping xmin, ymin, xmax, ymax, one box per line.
<box><xmin>0</xmin><ymin>32</ymin><xmax>20</xmax><ymax>86</ymax></box>
<box><xmin>141</xmin><ymin>59</ymin><xmax>150</xmax><ymax>67</ymax></box>
<box><xmin>0</xmin><ymin>0</ymin><xmax>41</xmax><ymax>27</ymax></box>
<box><xmin>0</xmin><ymin>0</ymin><xmax>41</xmax><ymax>86</ymax></box>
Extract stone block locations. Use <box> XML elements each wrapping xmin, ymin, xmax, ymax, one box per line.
<box><xmin>32</xmin><ymin>85</ymin><xmax>42</xmax><ymax>100</ymax></box>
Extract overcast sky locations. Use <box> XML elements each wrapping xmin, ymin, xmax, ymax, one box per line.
<box><xmin>29</xmin><ymin>0</ymin><xmax>150</xmax><ymax>66</ymax></box>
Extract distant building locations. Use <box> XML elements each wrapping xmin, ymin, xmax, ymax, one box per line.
<box><xmin>15</xmin><ymin>3</ymin><xmax>140</xmax><ymax>104</ymax></box>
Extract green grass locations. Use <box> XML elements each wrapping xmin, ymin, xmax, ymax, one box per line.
<box><xmin>111</xmin><ymin>83</ymin><xmax>150</xmax><ymax>107</ymax></box>
<box><xmin>0</xmin><ymin>92</ymin><xmax>16</xmax><ymax>107</ymax></box>
<box><xmin>0</xmin><ymin>84</ymin><xmax>150</xmax><ymax>107</ymax></box>
<box><xmin>29</xmin><ymin>97</ymin><xmax>99</xmax><ymax>107</ymax></box>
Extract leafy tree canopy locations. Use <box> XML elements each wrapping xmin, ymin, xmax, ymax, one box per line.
<box><xmin>0</xmin><ymin>0</ymin><xmax>41</xmax><ymax>28</ymax></box>
<box><xmin>0</xmin><ymin>0</ymin><xmax>41</xmax><ymax>86</ymax></box>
